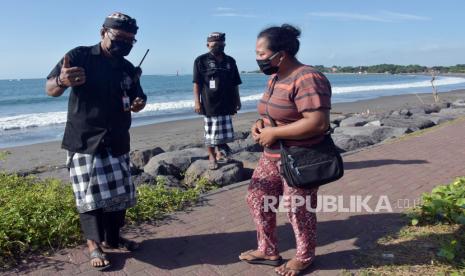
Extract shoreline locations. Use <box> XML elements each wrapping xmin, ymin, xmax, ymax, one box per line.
<box><xmin>1</xmin><ymin>73</ymin><xmax>465</xmax><ymax>149</ymax></box>
<box><xmin>2</xmin><ymin>72</ymin><xmax>464</xmax><ymax>80</ymax></box>
<box><xmin>1</xmin><ymin>88</ymin><xmax>465</xmax><ymax>175</ymax></box>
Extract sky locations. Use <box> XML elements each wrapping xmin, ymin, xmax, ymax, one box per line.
<box><xmin>0</xmin><ymin>0</ymin><xmax>464</xmax><ymax>79</ymax></box>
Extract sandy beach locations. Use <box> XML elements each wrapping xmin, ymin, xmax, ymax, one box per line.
<box><xmin>1</xmin><ymin>88</ymin><xmax>465</xmax><ymax>176</ymax></box>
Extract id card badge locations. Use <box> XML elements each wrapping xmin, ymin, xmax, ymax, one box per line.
<box><xmin>122</xmin><ymin>95</ymin><xmax>131</xmax><ymax>112</ymax></box>
<box><xmin>209</xmin><ymin>78</ymin><xmax>216</xmax><ymax>89</ymax></box>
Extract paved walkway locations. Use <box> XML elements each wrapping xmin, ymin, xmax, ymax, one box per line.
<box><xmin>8</xmin><ymin>118</ymin><xmax>465</xmax><ymax>276</ymax></box>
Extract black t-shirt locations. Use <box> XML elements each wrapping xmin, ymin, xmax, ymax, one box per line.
<box><xmin>47</xmin><ymin>43</ymin><xmax>147</xmax><ymax>156</ymax></box>
<box><xmin>193</xmin><ymin>52</ymin><xmax>242</xmax><ymax>116</ymax></box>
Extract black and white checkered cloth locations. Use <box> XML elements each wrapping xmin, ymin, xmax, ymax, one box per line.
<box><xmin>204</xmin><ymin>115</ymin><xmax>235</xmax><ymax>146</ymax></box>
<box><xmin>67</xmin><ymin>149</ymin><xmax>136</xmax><ymax>213</ymax></box>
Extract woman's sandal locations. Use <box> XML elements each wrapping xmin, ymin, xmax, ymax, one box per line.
<box><xmin>275</xmin><ymin>260</ymin><xmax>312</xmax><ymax>276</ymax></box>
<box><xmin>239</xmin><ymin>250</ymin><xmax>283</xmax><ymax>266</ymax></box>
<box><xmin>89</xmin><ymin>248</ymin><xmax>111</xmax><ymax>271</ymax></box>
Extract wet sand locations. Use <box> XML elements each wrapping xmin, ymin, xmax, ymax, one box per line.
<box><xmin>1</xmin><ymin>89</ymin><xmax>464</xmax><ymax>174</ymax></box>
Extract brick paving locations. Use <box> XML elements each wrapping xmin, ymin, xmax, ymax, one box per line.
<box><xmin>6</xmin><ymin>118</ymin><xmax>465</xmax><ymax>276</ymax></box>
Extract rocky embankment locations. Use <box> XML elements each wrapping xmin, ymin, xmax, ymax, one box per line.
<box><xmin>128</xmin><ymin>99</ymin><xmax>465</xmax><ymax>188</ymax></box>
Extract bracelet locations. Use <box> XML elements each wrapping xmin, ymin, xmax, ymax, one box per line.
<box><xmin>55</xmin><ymin>76</ymin><xmax>67</xmax><ymax>89</ymax></box>
<box><xmin>255</xmin><ymin>118</ymin><xmax>264</xmax><ymax>123</ymax></box>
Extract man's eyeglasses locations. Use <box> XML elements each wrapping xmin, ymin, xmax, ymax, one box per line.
<box><xmin>106</xmin><ymin>30</ymin><xmax>137</xmax><ymax>45</ymax></box>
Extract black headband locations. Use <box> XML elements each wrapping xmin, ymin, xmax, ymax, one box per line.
<box><xmin>103</xmin><ymin>12</ymin><xmax>138</xmax><ymax>34</ymax></box>
<box><xmin>207</xmin><ymin>32</ymin><xmax>225</xmax><ymax>42</ymax></box>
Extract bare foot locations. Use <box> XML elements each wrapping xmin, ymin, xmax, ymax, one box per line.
<box><xmin>216</xmin><ymin>153</ymin><xmax>229</xmax><ymax>163</ymax></box>
<box><xmin>216</xmin><ymin>152</ymin><xmax>224</xmax><ymax>159</ymax></box>
<box><xmin>275</xmin><ymin>258</ymin><xmax>312</xmax><ymax>276</ymax></box>
<box><xmin>208</xmin><ymin>155</ymin><xmax>218</xmax><ymax>170</ymax></box>
<box><xmin>87</xmin><ymin>240</ymin><xmax>109</xmax><ymax>268</ymax></box>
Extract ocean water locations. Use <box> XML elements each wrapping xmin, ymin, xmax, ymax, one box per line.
<box><xmin>1</xmin><ymin>73</ymin><xmax>465</xmax><ymax>148</ymax></box>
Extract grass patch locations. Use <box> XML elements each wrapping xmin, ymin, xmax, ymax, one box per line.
<box><xmin>0</xmin><ymin>172</ymin><xmax>215</xmax><ymax>269</ymax></box>
<box><xmin>353</xmin><ymin>223</ymin><xmax>464</xmax><ymax>275</ymax></box>
<box><xmin>126</xmin><ymin>176</ymin><xmax>216</xmax><ymax>223</ymax></box>
<box><xmin>0</xmin><ymin>173</ymin><xmax>80</xmax><ymax>269</ymax></box>
<box><xmin>351</xmin><ymin>177</ymin><xmax>465</xmax><ymax>275</ymax></box>
<box><xmin>0</xmin><ymin>151</ymin><xmax>10</xmax><ymax>161</ymax></box>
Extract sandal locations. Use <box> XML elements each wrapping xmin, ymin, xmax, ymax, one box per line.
<box><xmin>239</xmin><ymin>250</ymin><xmax>283</xmax><ymax>267</ymax></box>
<box><xmin>208</xmin><ymin>160</ymin><xmax>218</xmax><ymax>170</ymax></box>
<box><xmin>89</xmin><ymin>248</ymin><xmax>111</xmax><ymax>271</ymax></box>
<box><xmin>118</xmin><ymin>237</ymin><xmax>139</xmax><ymax>251</ymax></box>
<box><xmin>275</xmin><ymin>260</ymin><xmax>312</xmax><ymax>276</ymax></box>
<box><xmin>102</xmin><ymin>237</ymin><xmax>140</xmax><ymax>251</ymax></box>
<box><xmin>216</xmin><ymin>155</ymin><xmax>229</xmax><ymax>164</ymax></box>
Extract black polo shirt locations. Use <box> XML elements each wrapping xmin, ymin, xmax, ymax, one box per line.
<box><xmin>193</xmin><ymin>52</ymin><xmax>242</xmax><ymax>116</ymax></box>
<box><xmin>47</xmin><ymin>43</ymin><xmax>147</xmax><ymax>156</ymax></box>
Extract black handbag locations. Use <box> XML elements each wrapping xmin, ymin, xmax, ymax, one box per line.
<box><xmin>264</xmin><ymin>76</ymin><xmax>344</xmax><ymax>189</ymax></box>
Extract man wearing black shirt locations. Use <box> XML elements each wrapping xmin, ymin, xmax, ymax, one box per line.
<box><xmin>45</xmin><ymin>12</ymin><xmax>146</xmax><ymax>270</ymax></box>
<box><xmin>193</xmin><ymin>32</ymin><xmax>242</xmax><ymax>170</ymax></box>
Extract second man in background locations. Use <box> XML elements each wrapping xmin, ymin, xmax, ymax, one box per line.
<box><xmin>193</xmin><ymin>32</ymin><xmax>242</xmax><ymax>170</ymax></box>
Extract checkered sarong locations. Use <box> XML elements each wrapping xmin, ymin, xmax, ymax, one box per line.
<box><xmin>67</xmin><ymin>149</ymin><xmax>136</xmax><ymax>213</ymax></box>
<box><xmin>204</xmin><ymin>115</ymin><xmax>235</xmax><ymax>146</ymax></box>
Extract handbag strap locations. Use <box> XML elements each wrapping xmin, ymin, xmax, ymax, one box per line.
<box><xmin>264</xmin><ymin>75</ymin><xmax>331</xmax><ymax>150</ymax></box>
<box><xmin>264</xmin><ymin>76</ymin><xmax>286</xmax><ymax>151</ymax></box>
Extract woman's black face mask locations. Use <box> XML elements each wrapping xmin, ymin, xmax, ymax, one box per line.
<box><xmin>256</xmin><ymin>52</ymin><xmax>281</xmax><ymax>75</ymax></box>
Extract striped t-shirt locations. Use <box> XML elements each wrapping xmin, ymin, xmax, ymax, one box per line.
<box><xmin>257</xmin><ymin>65</ymin><xmax>332</xmax><ymax>160</ymax></box>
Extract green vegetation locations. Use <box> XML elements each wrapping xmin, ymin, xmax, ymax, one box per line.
<box><xmin>0</xmin><ymin>173</ymin><xmax>215</xmax><ymax>269</ymax></box>
<box><xmin>126</xmin><ymin>175</ymin><xmax>216</xmax><ymax>223</ymax></box>
<box><xmin>245</xmin><ymin>64</ymin><xmax>465</xmax><ymax>74</ymax></box>
<box><xmin>409</xmin><ymin>177</ymin><xmax>465</xmax><ymax>226</ymax></box>
<box><xmin>0</xmin><ymin>151</ymin><xmax>10</xmax><ymax>161</ymax></box>
<box><xmin>352</xmin><ymin>177</ymin><xmax>465</xmax><ymax>275</ymax></box>
<box><xmin>0</xmin><ymin>173</ymin><xmax>80</xmax><ymax>269</ymax></box>
<box><xmin>409</xmin><ymin>177</ymin><xmax>465</xmax><ymax>263</ymax></box>
<box><xmin>352</xmin><ymin>224</ymin><xmax>464</xmax><ymax>276</ymax></box>
<box><xmin>315</xmin><ymin>64</ymin><xmax>465</xmax><ymax>74</ymax></box>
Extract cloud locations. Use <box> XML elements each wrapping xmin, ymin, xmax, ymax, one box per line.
<box><xmin>381</xmin><ymin>11</ymin><xmax>431</xmax><ymax>21</ymax></box>
<box><xmin>212</xmin><ymin>13</ymin><xmax>257</xmax><ymax>18</ymax></box>
<box><xmin>215</xmin><ymin>7</ymin><xmax>235</xmax><ymax>12</ymax></box>
<box><xmin>419</xmin><ymin>44</ymin><xmax>441</xmax><ymax>52</ymax></box>
<box><xmin>308</xmin><ymin>12</ymin><xmax>390</xmax><ymax>22</ymax></box>
<box><xmin>308</xmin><ymin>11</ymin><xmax>430</xmax><ymax>22</ymax></box>
<box><xmin>212</xmin><ymin>7</ymin><xmax>257</xmax><ymax>18</ymax></box>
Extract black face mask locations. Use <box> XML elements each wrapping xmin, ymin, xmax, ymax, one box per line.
<box><xmin>256</xmin><ymin>52</ymin><xmax>281</xmax><ymax>75</ymax></box>
<box><xmin>108</xmin><ymin>40</ymin><xmax>133</xmax><ymax>57</ymax></box>
<box><xmin>210</xmin><ymin>45</ymin><xmax>225</xmax><ymax>55</ymax></box>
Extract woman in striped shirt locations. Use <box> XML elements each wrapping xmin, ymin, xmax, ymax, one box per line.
<box><xmin>239</xmin><ymin>24</ymin><xmax>332</xmax><ymax>276</ymax></box>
